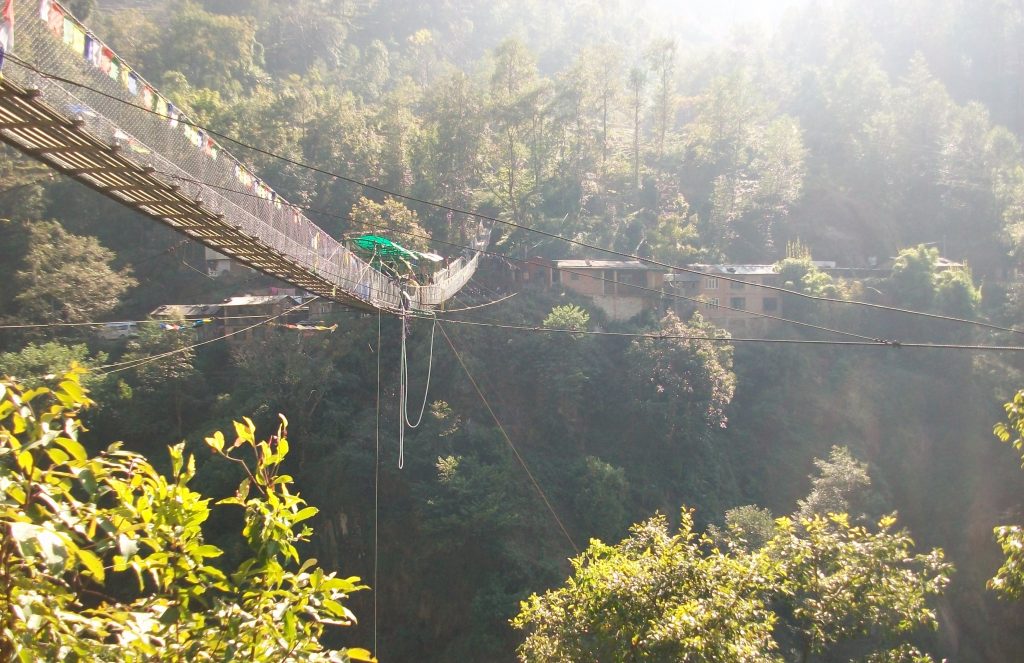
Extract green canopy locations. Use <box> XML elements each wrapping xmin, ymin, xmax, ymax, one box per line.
<box><xmin>349</xmin><ymin>234</ymin><xmax>424</xmax><ymax>277</ymax></box>
<box><xmin>350</xmin><ymin>234</ymin><xmax>421</xmax><ymax>262</ymax></box>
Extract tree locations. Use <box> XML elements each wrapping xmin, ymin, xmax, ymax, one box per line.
<box><xmin>628</xmin><ymin>66</ymin><xmax>647</xmax><ymax>192</ymax></box>
<box><xmin>119</xmin><ymin>321</ymin><xmax>203</xmax><ymax>441</ymax></box>
<box><xmin>542</xmin><ymin>304</ymin><xmax>590</xmax><ymax>333</ymax></box>
<box><xmin>774</xmin><ymin>253</ymin><xmax>838</xmax><ymax>323</ymax></box>
<box><xmin>0</xmin><ymin>341</ymin><xmax>107</xmax><ymax>389</ymax></box>
<box><xmin>888</xmin><ymin>244</ymin><xmax>939</xmax><ymax>311</ymax></box>
<box><xmin>933</xmin><ymin>268</ymin><xmax>980</xmax><ymax>318</ymax></box>
<box><xmin>685</xmin><ymin>71</ymin><xmax>806</xmax><ymax>260</ymax></box>
<box><xmin>626</xmin><ymin>311</ymin><xmax>736</xmax><ymax>434</ymax></box>
<box><xmin>513</xmin><ymin>506</ymin><xmax>950</xmax><ymax>663</ymax></box>
<box><xmin>647</xmin><ymin>184</ymin><xmax>701</xmax><ymax>265</ymax></box>
<box><xmin>0</xmin><ymin>369</ymin><xmax>374</xmax><ymax>661</ymax></box>
<box><xmin>796</xmin><ymin>445</ymin><xmax>873</xmax><ymax>520</ymax></box>
<box><xmin>770</xmin><ymin>513</ymin><xmax>951</xmax><ymax>663</ymax></box>
<box><xmin>708</xmin><ymin>504</ymin><xmax>776</xmax><ymax>552</ymax></box>
<box><xmin>158</xmin><ymin>2</ymin><xmax>261</xmax><ymax>94</ymax></box>
<box><xmin>646</xmin><ymin>39</ymin><xmax>678</xmax><ymax>168</ymax></box>
<box><xmin>481</xmin><ymin>39</ymin><xmax>544</xmax><ymax>231</ymax></box>
<box><xmin>348</xmin><ymin>196</ymin><xmax>431</xmax><ymax>252</ymax></box>
<box><xmin>8</xmin><ymin>220</ymin><xmax>136</xmax><ymax>325</ymax></box>
<box><xmin>513</xmin><ymin>510</ymin><xmax>781</xmax><ymax>663</ymax></box>
<box><xmin>991</xmin><ymin>389</ymin><xmax>1024</xmax><ymax>598</ymax></box>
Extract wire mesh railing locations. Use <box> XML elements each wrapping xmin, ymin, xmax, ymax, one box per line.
<box><xmin>5</xmin><ymin>1</ymin><xmax>489</xmax><ymax>311</ymax></box>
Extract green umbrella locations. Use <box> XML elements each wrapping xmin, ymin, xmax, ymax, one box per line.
<box><xmin>350</xmin><ymin>235</ymin><xmax>421</xmax><ymax>276</ymax></box>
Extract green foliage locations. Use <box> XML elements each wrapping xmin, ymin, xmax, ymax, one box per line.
<box><xmin>514</xmin><ymin>507</ymin><xmax>950</xmax><ymax>663</ymax></box>
<box><xmin>775</xmin><ymin>256</ymin><xmax>836</xmax><ymax>298</ymax></box>
<box><xmin>159</xmin><ymin>2</ymin><xmax>261</xmax><ymax>94</ymax></box>
<box><xmin>116</xmin><ymin>322</ymin><xmax>204</xmax><ymax>441</ymax></box>
<box><xmin>6</xmin><ymin>0</ymin><xmax>1024</xmax><ymax>658</ymax></box>
<box><xmin>8</xmin><ymin>220</ymin><xmax>136</xmax><ymax>325</ymax></box>
<box><xmin>647</xmin><ymin>189</ymin><xmax>701</xmax><ymax>264</ymax></box>
<box><xmin>796</xmin><ymin>445</ymin><xmax>873</xmax><ymax>520</ymax></box>
<box><xmin>0</xmin><ymin>341</ymin><xmax>108</xmax><ymax>389</ymax></box>
<box><xmin>348</xmin><ymin>196</ymin><xmax>431</xmax><ymax>252</ymax></box>
<box><xmin>542</xmin><ymin>304</ymin><xmax>590</xmax><ymax>332</ymax></box>
<box><xmin>991</xmin><ymin>389</ymin><xmax>1024</xmax><ymax>599</ymax></box>
<box><xmin>0</xmin><ymin>370</ymin><xmax>372</xmax><ymax>662</ymax></box>
<box><xmin>883</xmin><ymin>246</ymin><xmax>980</xmax><ymax>330</ymax></box>
<box><xmin>709</xmin><ymin>504</ymin><xmax>776</xmax><ymax>552</ymax></box>
<box><xmin>769</xmin><ymin>513</ymin><xmax>951</xmax><ymax>662</ymax></box>
<box><xmin>513</xmin><ymin>510</ymin><xmax>781</xmax><ymax>663</ymax></box>
<box><xmin>934</xmin><ymin>268</ymin><xmax>981</xmax><ymax>318</ymax></box>
<box><xmin>889</xmin><ymin>245</ymin><xmax>940</xmax><ymax>311</ymax></box>
<box><xmin>626</xmin><ymin>311</ymin><xmax>735</xmax><ymax>431</ymax></box>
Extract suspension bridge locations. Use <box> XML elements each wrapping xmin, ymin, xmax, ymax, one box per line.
<box><xmin>0</xmin><ymin>0</ymin><xmax>489</xmax><ymax>313</ymax></box>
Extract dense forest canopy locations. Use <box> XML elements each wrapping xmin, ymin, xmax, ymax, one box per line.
<box><xmin>4</xmin><ymin>0</ymin><xmax>1024</xmax><ymax>660</ymax></box>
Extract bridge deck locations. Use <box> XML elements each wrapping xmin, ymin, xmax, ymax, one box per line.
<box><xmin>0</xmin><ymin>0</ymin><xmax>489</xmax><ymax>314</ymax></box>
<box><xmin>0</xmin><ymin>76</ymin><xmax>382</xmax><ymax>310</ymax></box>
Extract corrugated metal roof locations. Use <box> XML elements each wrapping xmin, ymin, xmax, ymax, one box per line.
<box><xmin>686</xmin><ymin>264</ymin><xmax>778</xmax><ymax>276</ymax></box>
<box><xmin>150</xmin><ymin>304</ymin><xmax>223</xmax><ymax>317</ymax></box>
<box><xmin>554</xmin><ymin>259</ymin><xmax>659</xmax><ymax>270</ymax></box>
<box><xmin>220</xmin><ymin>295</ymin><xmax>301</xmax><ymax>307</ymax></box>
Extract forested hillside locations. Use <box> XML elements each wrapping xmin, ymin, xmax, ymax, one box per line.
<box><xmin>4</xmin><ymin>0</ymin><xmax>1024</xmax><ymax>660</ymax></box>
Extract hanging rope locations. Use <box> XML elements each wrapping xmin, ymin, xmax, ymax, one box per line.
<box><xmin>397</xmin><ymin>312</ymin><xmax>437</xmax><ymax>469</ymax></box>
<box><xmin>373</xmin><ymin>307</ymin><xmax>382</xmax><ymax>655</ymax></box>
<box><xmin>402</xmin><ymin>320</ymin><xmax>436</xmax><ymax>429</ymax></box>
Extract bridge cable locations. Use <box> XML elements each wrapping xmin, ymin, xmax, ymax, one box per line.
<box><xmin>373</xmin><ymin>306</ymin><xmax>381</xmax><ymax>657</ymax></box>
<box><xmin>152</xmin><ymin>171</ymin><xmax>888</xmax><ymax>345</ymax></box>
<box><xmin>438</xmin><ymin>323</ymin><xmax>580</xmax><ymax>555</ymax></box>
<box><xmin>424</xmin><ymin>316</ymin><xmax>1024</xmax><ymax>352</ymax></box>
<box><xmin>93</xmin><ymin>297</ymin><xmax>318</xmax><ymax>376</ymax></box>
<box><xmin>5</xmin><ymin>52</ymin><xmax>1019</xmax><ymax>338</ymax></box>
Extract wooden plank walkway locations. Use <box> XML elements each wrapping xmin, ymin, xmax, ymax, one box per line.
<box><xmin>0</xmin><ymin>75</ymin><xmax>384</xmax><ymax>311</ymax></box>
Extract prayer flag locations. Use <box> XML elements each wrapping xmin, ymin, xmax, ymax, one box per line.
<box><xmin>46</xmin><ymin>2</ymin><xmax>62</xmax><ymax>38</ymax></box>
<box><xmin>70</xmin><ymin>23</ymin><xmax>85</xmax><ymax>56</ymax></box>
<box><xmin>99</xmin><ymin>45</ymin><xmax>113</xmax><ymax>74</ymax></box>
<box><xmin>99</xmin><ymin>52</ymin><xmax>111</xmax><ymax>74</ymax></box>
<box><xmin>0</xmin><ymin>0</ymin><xmax>13</xmax><ymax>56</ymax></box>
<box><xmin>67</xmin><ymin>103</ymin><xmax>95</xmax><ymax>117</ymax></box>
<box><xmin>84</xmin><ymin>34</ymin><xmax>99</xmax><ymax>66</ymax></box>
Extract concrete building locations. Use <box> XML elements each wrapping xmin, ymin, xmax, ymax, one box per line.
<box><xmin>205</xmin><ymin>247</ymin><xmax>251</xmax><ymax>277</ymax></box>
<box><xmin>553</xmin><ymin>259</ymin><xmax>666</xmax><ymax>321</ymax></box>
<box><xmin>150</xmin><ymin>294</ymin><xmax>307</xmax><ymax>342</ymax></box>
<box><xmin>666</xmin><ymin>265</ymin><xmax>782</xmax><ymax>335</ymax></box>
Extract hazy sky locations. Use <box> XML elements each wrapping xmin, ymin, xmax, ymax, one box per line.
<box><xmin>665</xmin><ymin>0</ymin><xmax>812</xmax><ymax>39</ymax></box>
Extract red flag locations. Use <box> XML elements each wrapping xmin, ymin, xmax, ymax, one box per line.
<box><xmin>0</xmin><ymin>0</ymin><xmax>14</xmax><ymax>54</ymax></box>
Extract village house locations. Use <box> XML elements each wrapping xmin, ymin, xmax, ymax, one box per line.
<box><xmin>665</xmin><ymin>265</ymin><xmax>783</xmax><ymax>335</ymax></box>
<box><xmin>148</xmin><ymin>303</ymin><xmax>225</xmax><ymax>342</ymax></box>
<box><xmin>150</xmin><ymin>294</ymin><xmax>308</xmax><ymax>342</ymax></box>
<box><xmin>521</xmin><ymin>258</ymin><xmax>789</xmax><ymax>330</ymax></box>
<box><xmin>204</xmin><ymin>247</ymin><xmax>251</xmax><ymax>278</ymax></box>
<box><xmin>552</xmin><ymin>259</ymin><xmax>666</xmax><ymax>321</ymax></box>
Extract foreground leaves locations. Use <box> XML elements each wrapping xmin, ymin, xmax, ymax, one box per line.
<box><xmin>0</xmin><ymin>369</ymin><xmax>372</xmax><ymax>662</ymax></box>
